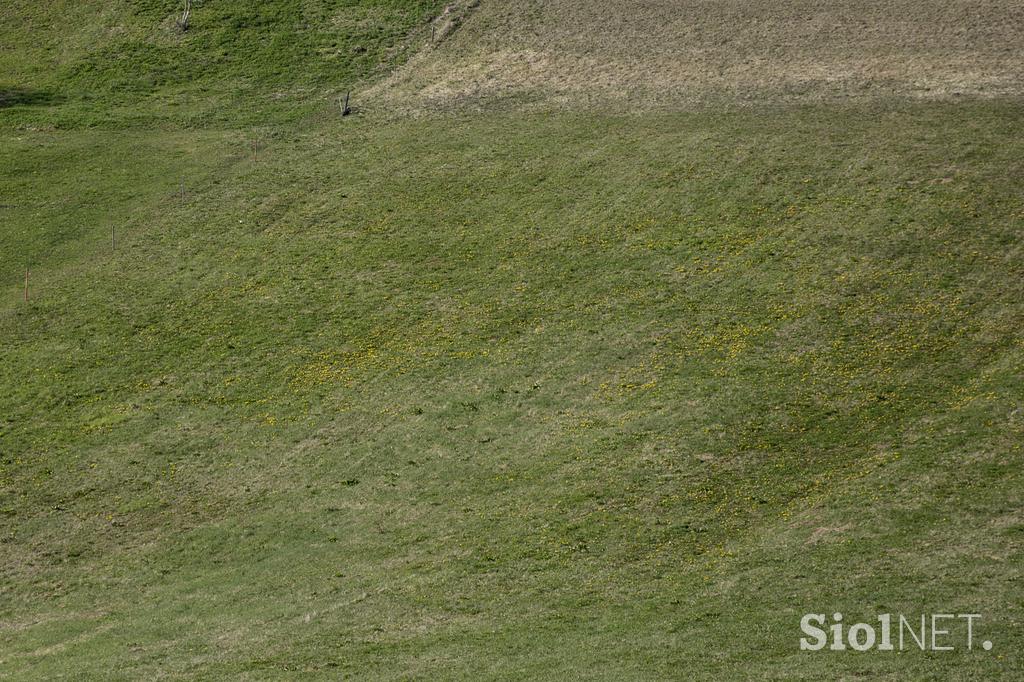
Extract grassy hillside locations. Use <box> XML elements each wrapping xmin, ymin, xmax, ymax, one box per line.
<box><xmin>1</xmin><ymin>0</ymin><xmax>444</xmax><ymax>127</ymax></box>
<box><xmin>2</xmin><ymin>1</ymin><xmax>1023</xmax><ymax>679</ymax></box>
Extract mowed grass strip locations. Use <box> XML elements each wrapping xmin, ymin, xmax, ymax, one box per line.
<box><xmin>372</xmin><ymin>0</ymin><xmax>1024</xmax><ymax>112</ymax></box>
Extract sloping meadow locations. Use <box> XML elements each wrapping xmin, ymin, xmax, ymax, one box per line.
<box><xmin>3</xmin><ymin>103</ymin><xmax>1023</xmax><ymax>677</ymax></box>
<box><xmin>1</xmin><ymin>0</ymin><xmax>1023</xmax><ymax>678</ymax></box>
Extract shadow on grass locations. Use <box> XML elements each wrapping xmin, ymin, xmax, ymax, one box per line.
<box><xmin>0</xmin><ymin>87</ymin><xmax>65</xmax><ymax>108</ymax></box>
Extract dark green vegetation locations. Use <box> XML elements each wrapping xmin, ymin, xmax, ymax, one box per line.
<box><xmin>2</xmin><ymin>1</ymin><xmax>1023</xmax><ymax>680</ymax></box>
<box><xmin>1</xmin><ymin>0</ymin><xmax>443</xmax><ymax>127</ymax></box>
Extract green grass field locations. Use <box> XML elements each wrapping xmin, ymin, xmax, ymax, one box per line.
<box><xmin>2</xmin><ymin>1</ymin><xmax>1022</xmax><ymax>679</ymax></box>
